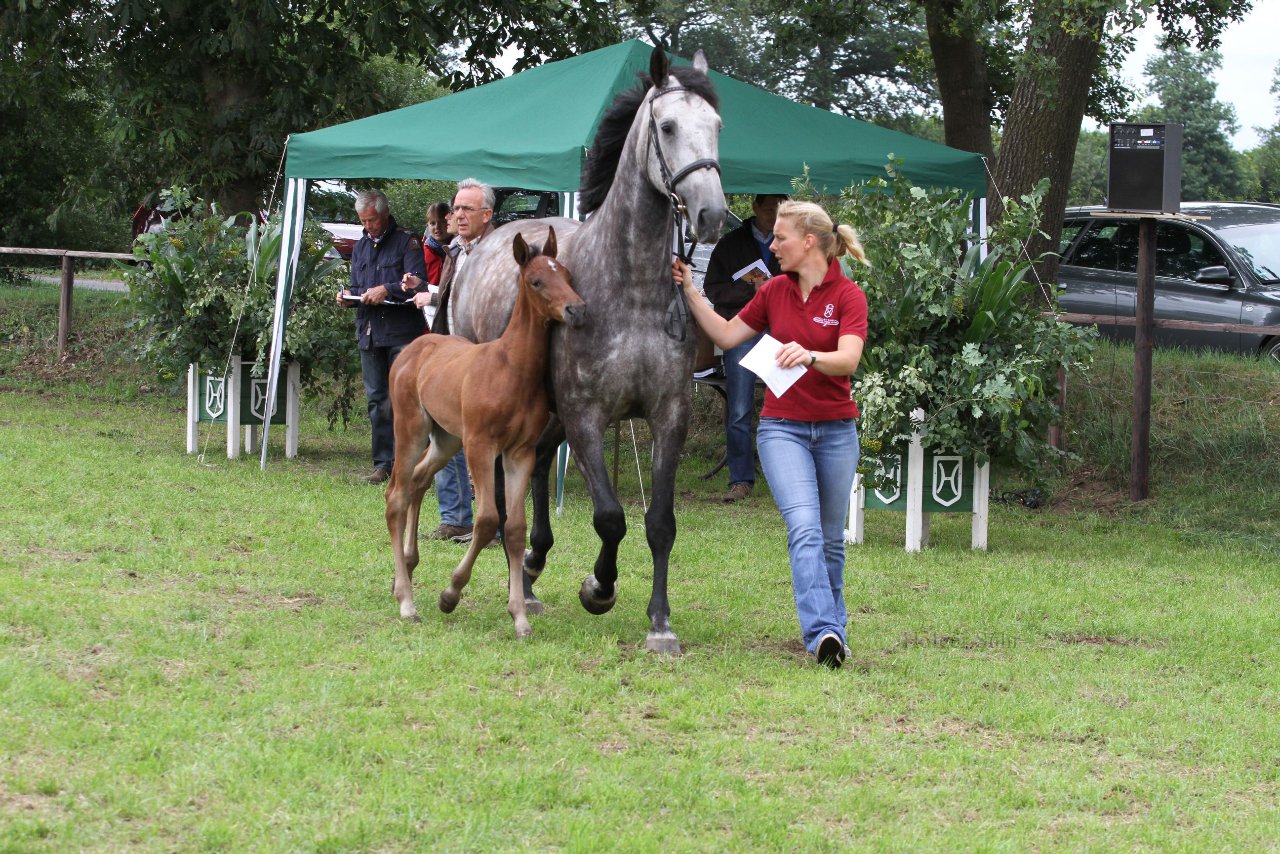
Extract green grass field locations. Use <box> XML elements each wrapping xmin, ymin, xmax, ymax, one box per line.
<box><xmin>2</xmin><ymin>285</ymin><xmax>1278</xmax><ymax>850</ymax></box>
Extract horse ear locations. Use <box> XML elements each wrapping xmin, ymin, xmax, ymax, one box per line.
<box><xmin>543</xmin><ymin>226</ymin><xmax>557</xmax><ymax>260</ymax></box>
<box><xmin>649</xmin><ymin>44</ymin><xmax>669</xmax><ymax>88</ymax></box>
<box><xmin>512</xmin><ymin>232</ymin><xmax>530</xmax><ymax>267</ymax></box>
<box><xmin>692</xmin><ymin>50</ymin><xmax>708</xmax><ymax>75</ymax></box>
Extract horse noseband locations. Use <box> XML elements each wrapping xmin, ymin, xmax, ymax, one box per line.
<box><xmin>647</xmin><ymin>86</ymin><xmax>722</xmax><ymax>200</ymax></box>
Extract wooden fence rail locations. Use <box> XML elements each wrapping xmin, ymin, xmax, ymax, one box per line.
<box><xmin>1</xmin><ymin>246</ymin><xmax>135</xmax><ymax>358</ymax></box>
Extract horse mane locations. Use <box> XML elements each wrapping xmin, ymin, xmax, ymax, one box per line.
<box><xmin>578</xmin><ymin>65</ymin><xmax>720</xmax><ymax>214</ymax></box>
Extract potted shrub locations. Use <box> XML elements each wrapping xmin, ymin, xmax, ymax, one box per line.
<box><xmin>796</xmin><ymin>164</ymin><xmax>1096</xmax><ymax>546</ymax></box>
<box><xmin>125</xmin><ymin>187</ymin><xmax>360</xmax><ymax>453</ymax></box>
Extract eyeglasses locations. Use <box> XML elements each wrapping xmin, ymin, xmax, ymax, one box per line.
<box><xmin>451</xmin><ymin>204</ymin><xmax>488</xmax><ymax>214</ymax></box>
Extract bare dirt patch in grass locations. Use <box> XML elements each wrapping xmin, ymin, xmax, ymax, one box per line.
<box><xmin>1047</xmin><ymin>467</ymin><xmax>1131</xmax><ymax>516</ymax></box>
<box><xmin>1049</xmin><ymin>633</ymin><xmax>1150</xmax><ymax>648</ymax></box>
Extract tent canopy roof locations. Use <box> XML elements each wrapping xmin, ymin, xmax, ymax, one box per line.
<box><xmin>285</xmin><ymin>40</ymin><xmax>985</xmax><ymax>197</ymax></box>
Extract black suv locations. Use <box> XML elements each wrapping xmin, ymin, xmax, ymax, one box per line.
<box><xmin>1056</xmin><ymin>203</ymin><xmax>1280</xmax><ymax>362</ymax></box>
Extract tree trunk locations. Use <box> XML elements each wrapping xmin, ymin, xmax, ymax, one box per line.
<box><xmin>990</xmin><ymin>11</ymin><xmax>1104</xmax><ymax>286</ymax></box>
<box><xmin>923</xmin><ymin>0</ymin><xmax>996</xmax><ymax>166</ymax></box>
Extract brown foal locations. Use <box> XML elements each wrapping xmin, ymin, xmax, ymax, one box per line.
<box><xmin>384</xmin><ymin>228</ymin><xmax>585</xmax><ymax>637</ymax></box>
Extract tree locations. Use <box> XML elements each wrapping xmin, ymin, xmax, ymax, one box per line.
<box><xmin>612</xmin><ymin>0</ymin><xmax>939</xmax><ymax>125</ymax></box>
<box><xmin>1</xmin><ymin>1</ymin><xmax>620</xmax><ymax>218</ymax></box>
<box><xmin>921</xmin><ymin>0</ymin><xmax>1251</xmax><ymax>283</ymax></box>
<box><xmin>1137</xmin><ymin>47</ymin><xmax>1244</xmax><ymax>200</ymax></box>
<box><xmin>1067</xmin><ymin>129</ymin><xmax>1108</xmax><ymax>206</ymax></box>
<box><xmin>1243</xmin><ymin>61</ymin><xmax>1280</xmax><ymax>202</ymax></box>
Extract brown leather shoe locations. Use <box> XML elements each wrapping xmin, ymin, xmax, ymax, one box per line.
<box><xmin>422</xmin><ymin>523</ymin><xmax>473</xmax><ymax>541</ymax></box>
<box><xmin>361</xmin><ymin>467</ymin><xmax>391</xmax><ymax>484</ymax></box>
<box><xmin>722</xmin><ymin>482</ymin><xmax>752</xmax><ymax>503</ymax></box>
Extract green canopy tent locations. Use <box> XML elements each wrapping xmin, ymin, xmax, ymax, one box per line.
<box><xmin>262</xmin><ymin>39</ymin><xmax>987</xmax><ymax>467</ymax></box>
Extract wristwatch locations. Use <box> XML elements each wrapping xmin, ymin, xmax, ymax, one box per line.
<box><xmin>807</xmin><ymin>351</ymin><xmax>817</xmax><ymax>367</ymax></box>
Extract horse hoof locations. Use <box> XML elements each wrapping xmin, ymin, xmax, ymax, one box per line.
<box><xmin>522</xmin><ymin>549</ymin><xmax>545</xmax><ymax>580</ymax></box>
<box><xmin>438</xmin><ymin>589</ymin><xmax>460</xmax><ymax>613</ymax></box>
<box><xmin>645</xmin><ymin>631</ymin><xmax>682</xmax><ymax>655</ymax></box>
<box><xmin>578</xmin><ymin>576</ymin><xmax>616</xmax><ymax>615</ymax></box>
<box><xmin>400</xmin><ymin>605</ymin><xmax>421</xmax><ymax>623</ymax></box>
<box><xmin>515</xmin><ymin>623</ymin><xmax>533</xmax><ymax>640</ymax></box>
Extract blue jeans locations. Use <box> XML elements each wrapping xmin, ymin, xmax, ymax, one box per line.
<box><xmin>757</xmin><ymin>417</ymin><xmax>859</xmax><ymax>653</ymax></box>
<box><xmin>723</xmin><ymin>333</ymin><xmax>762</xmax><ymax>487</ymax></box>
<box><xmin>360</xmin><ymin>343</ymin><xmax>410</xmax><ymax>471</ymax></box>
<box><xmin>434</xmin><ymin>450</ymin><xmax>473</xmax><ymax>528</ymax></box>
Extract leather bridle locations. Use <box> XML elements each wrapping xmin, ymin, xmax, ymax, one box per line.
<box><xmin>647</xmin><ymin>83</ymin><xmax>721</xmax><ymax>341</ymax></box>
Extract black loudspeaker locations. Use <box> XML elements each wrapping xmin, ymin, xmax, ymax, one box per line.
<box><xmin>1107</xmin><ymin>123</ymin><xmax>1182</xmax><ymax>213</ymax></box>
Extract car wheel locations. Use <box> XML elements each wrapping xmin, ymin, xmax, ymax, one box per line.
<box><xmin>1262</xmin><ymin>337</ymin><xmax>1280</xmax><ymax>366</ymax></box>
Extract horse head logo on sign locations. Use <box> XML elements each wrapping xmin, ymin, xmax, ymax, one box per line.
<box><xmin>204</xmin><ymin>375</ymin><xmax>226</xmax><ymax>420</ymax></box>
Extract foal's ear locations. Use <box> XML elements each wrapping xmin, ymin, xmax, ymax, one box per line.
<box><xmin>512</xmin><ymin>232</ymin><xmax>531</xmax><ymax>267</ymax></box>
<box><xmin>692</xmin><ymin>50</ymin><xmax>708</xmax><ymax>75</ymax></box>
<box><xmin>649</xmin><ymin>44</ymin><xmax>669</xmax><ymax>88</ymax></box>
<box><xmin>543</xmin><ymin>226</ymin><xmax>557</xmax><ymax>260</ymax></box>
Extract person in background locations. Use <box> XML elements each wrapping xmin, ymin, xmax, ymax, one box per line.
<box><xmin>672</xmin><ymin>200</ymin><xmax>869</xmax><ymax>669</ymax></box>
<box><xmin>702</xmin><ymin>193</ymin><xmax>787</xmax><ymax>503</ymax></box>
<box><xmin>336</xmin><ymin>189</ymin><xmax>426</xmax><ymax>484</ymax></box>
<box><xmin>423</xmin><ymin>201</ymin><xmax>450</xmax><ymax>285</ymax></box>
<box><xmin>415</xmin><ymin>201</ymin><xmax>451</xmax><ymax>328</ymax></box>
<box><xmin>402</xmin><ymin>179</ymin><xmax>496</xmax><ymax>543</ymax></box>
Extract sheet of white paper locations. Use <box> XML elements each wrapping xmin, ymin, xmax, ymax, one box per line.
<box><xmin>731</xmin><ymin>258</ymin><xmax>771</xmax><ymax>283</ymax></box>
<box><xmin>739</xmin><ymin>333</ymin><xmax>807</xmax><ymax>397</ymax></box>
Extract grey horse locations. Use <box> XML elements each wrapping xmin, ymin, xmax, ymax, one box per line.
<box><xmin>449</xmin><ymin>45</ymin><xmax>727</xmax><ymax>653</ymax></box>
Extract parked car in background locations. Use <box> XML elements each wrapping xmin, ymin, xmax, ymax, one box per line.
<box><xmin>492</xmin><ymin>187</ymin><xmax>560</xmax><ymax>225</ymax></box>
<box><xmin>1057</xmin><ymin>202</ymin><xmax>1280</xmax><ymax>363</ymax></box>
<box><xmin>309</xmin><ymin>180</ymin><xmax>361</xmax><ymax>260</ymax></box>
<box><xmin>688</xmin><ymin>210</ymin><xmax>743</xmax><ymax>294</ymax></box>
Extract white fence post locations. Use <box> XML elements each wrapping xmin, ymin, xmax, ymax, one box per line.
<box><xmin>904</xmin><ymin>430</ymin><xmax>925</xmax><ymax>552</ymax></box>
<box><xmin>285</xmin><ymin>361</ymin><xmax>301</xmax><ymax>459</ymax></box>
<box><xmin>225</xmin><ymin>358</ymin><xmax>241</xmax><ymax>459</ymax></box>
<box><xmin>186</xmin><ymin>364</ymin><xmax>199</xmax><ymax>454</ymax></box>
<box><xmin>971</xmin><ymin>460</ymin><xmax>990</xmax><ymax>550</ymax></box>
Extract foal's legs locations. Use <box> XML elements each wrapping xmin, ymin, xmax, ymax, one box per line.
<box><xmin>563</xmin><ymin>407</ymin><xmax>625</xmax><ymax>616</ymax></box>
<box><xmin>438</xmin><ymin>443</ymin><xmax>496</xmax><ymax>619</ymax></box>
<box><xmin>386</xmin><ymin>417</ymin><xmax>438</xmax><ymax>621</ymax></box>
<box><xmin>500</xmin><ymin>448</ymin><xmax>537</xmax><ymax>639</ymax></box>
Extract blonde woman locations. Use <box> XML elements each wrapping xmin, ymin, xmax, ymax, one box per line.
<box><xmin>673</xmin><ymin>200</ymin><xmax>869</xmax><ymax>668</ymax></box>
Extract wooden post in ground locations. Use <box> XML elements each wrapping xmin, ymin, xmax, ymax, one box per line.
<box><xmin>57</xmin><ymin>256</ymin><xmax>74</xmax><ymax>358</ymax></box>
<box><xmin>1131</xmin><ymin>218</ymin><xmax>1155</xmax><ymax>501</ymax></box>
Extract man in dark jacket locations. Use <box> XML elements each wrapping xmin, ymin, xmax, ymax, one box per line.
<box><xmin>702</xmin><ymin>194</ymin><xmax>785</xmax><ymax>502</ymax></box>
<box><xmin>338</xmin><ymin>190</ymin><xmax>426</xmax><ymax>484</ymax></box>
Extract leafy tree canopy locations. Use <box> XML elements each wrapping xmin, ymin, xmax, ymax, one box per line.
<box><xmin>1</xmin><ymin>0</ymin><xmax>620</xmax><ymax>219</ymax></box>
<box><xmin>612</xmin><ymin>0</ymin><xmax>939</xmax><ymax>126</ymax></box>
<box><xmin>1136</xmin><ymin>46</ymin><xmax>1245</xmax><ymax>199</ymax></box>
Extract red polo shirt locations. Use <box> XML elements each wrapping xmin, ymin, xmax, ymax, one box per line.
<box><xmin>737</xmin><ymin>257</ymin><xmax>868</xmax><ymax>421</ymax></box>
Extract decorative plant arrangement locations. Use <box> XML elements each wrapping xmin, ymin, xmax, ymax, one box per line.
<box><xmin>797</xmin><ymin>163</ymin><xmax>1095</xmax><ymax>475</ymax></box>
<box><xmin>124</xmin><ymin>188</ymin><xmax>362</xmax><ymax>425</ymax></box>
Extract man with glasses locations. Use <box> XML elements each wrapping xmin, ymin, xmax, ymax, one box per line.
<box><xmin>337</xmin><ymin>189</ymin><xmax>426</xmax><ymax>485</ymax></box>
<box><xmin>402</xmin><ymin>178</ymin><xmax>496</xmax><ymax>543</ymax></box>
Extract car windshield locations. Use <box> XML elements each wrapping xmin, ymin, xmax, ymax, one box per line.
<box><xmin>1220</xmin><ymin>223</ymin><xmax>1280</xmax><ymax>282</ymax></box>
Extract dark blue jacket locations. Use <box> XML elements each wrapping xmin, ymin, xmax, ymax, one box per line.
<box><xmin>349</xmin><ymin>216</ymin><xmax>427</xmax><ymax>349</ymax></box>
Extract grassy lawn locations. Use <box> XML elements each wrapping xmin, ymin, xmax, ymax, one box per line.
<box><xmin>2</xmin><ymin>285</ymin><xmax>1278</xmax><ymax>850</ymax></box>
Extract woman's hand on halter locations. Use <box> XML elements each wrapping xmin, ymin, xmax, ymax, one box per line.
<box><xmin>671</xmin><ymin>258</ymin><xmax>694</xmax><ymax>294</ymax></box>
